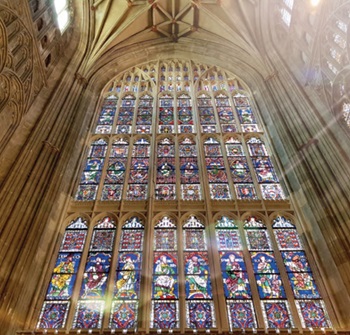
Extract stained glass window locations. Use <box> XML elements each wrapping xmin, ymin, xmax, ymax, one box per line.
<box><xmin>127</xmin><ymin>137</ymin><xmax>150</xmax><ymax>200</ymax></box>
<box><xmin>159</xmin><ymin>94</ymin><xmax>175</xmax><ymax>134</ymax></box>
<box><xmin>111</xmin><ymin>216</ymin><xmax>145</xmax><ymax>329</ymax></box>
<box><xmin>177</xmin><ymin>93</ymin><xmax>194</xmax><ymax>133</ymax></box>
<box><xmin>180</xmin><ymin>137</ymin><xmax>202</xmax><ymax>200</ymax></box>
<box><xmin>244</xmin><ymin>216</ymin><xmax>294</xmax><ymax>328</ymax></box>
<box><xmin>136</xmin><ymin>94</ymin><xmax>153</xmax><ymax>134</ymax></box>
<box><xmin>94</xmin><ymin>97</ymin><xmax>117</xmax><ymax>134</ymax></box>
<box><xmin>197</xmin><ymin>93</ymin><xmax>217</xmax><ymax>133</ymax></box>
<box><xmin>233</xmin><ymin>92</ymin><xmax>260</xmax><ymax>133</ymax></box>
<box><xmin>184</xmin><ymin>216</ymin><xmax>216</xmax><ymax>328</ymax></box>
<box><xmin>215</xmin><ymin>216</ymin><xmax>257</xmax><ymax>329</ymax></box>
<box><xmin>73</xmin><ymin>217</ymin><xmax>116</xmax><ymax>329</ymax></box>
<box><xmin>225</xmin><ymin>136</ymin><xmax>257</xmax><ymax>200</ymax></box>
<box><xmin>247</xmin><ymin>137</ymin><xmax>285</xmax><ymax>200</ymax></box>
<box><xmin>215</xmin><ymin>93</ymin><xmax>237</xmax><ymax>133</ymax></box>
<box><xmin>151</xmin><ymin>216</ymin><xmax>179</xmax><ymax>329</ymax></box>
<box><xmin>37</xmin><ymin>217</ymin><xmax>88</xmax><ymax>329</ymax></box>
<box><xmin>75</xmin><ymin>139</ymin><xmax>107</xmax><ymax>201</ymax></box>
<box><xmin>156</xmin><ymin>138</ymin><xmax>176</xmax><ymax>200</ymax></box>
<box><xmin>204</xmin><ymin>137</ymin><xmax>231</xmax><ymax>200</ymax></box>
<box><xmin>41</xmin><ymin>61</ymin><xmax>334</xmax><ymax>330</ymax></box>
<box><xmin>116</xmin><ymin>94</ymin><xmax>136</xmax><ymax>134</ymax></box>
<box><xmin>273</xmin><ymin>216</ymin><xmax>332</xmax><ymax>327</ymax></box>
<box><xmin>101</xmin><ymin>138</ymin><xmax>128</xmax><ymax>201</ymax></box>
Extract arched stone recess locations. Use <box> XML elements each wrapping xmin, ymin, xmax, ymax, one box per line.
<box><xmin>0</xmin><ymin>5</ymin><xmax>36</xmax><ymax>153</ymax></box>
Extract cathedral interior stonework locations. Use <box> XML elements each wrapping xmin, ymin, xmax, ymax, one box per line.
<box><xmin>0</xmin><ymin>1</ymin><xmax>350</xmax><ymax>335</ymax></box>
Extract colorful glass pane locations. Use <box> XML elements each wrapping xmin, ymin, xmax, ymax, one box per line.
<box><xmin>60</xmin><ymin>231</ymin><xmax>87</xmax><ymax>252</ymax></box>
<box><xmin>282</xmin><ymin>251</ymin><xmax>310</xmax><ymax>272</ymax></box>
<box><xmin>245</xmin><ymin>230</ymin><xmax>272</xmax><ymax>250</ymax></box>
<box><xmin>251</xmin><ymin>252</ymin><xmax>279</xmax><ymax>274</ymax></box>
<box><xmin>184</xmin><ymin>230</ymin><xmax>206</xmax><ymax>250</ymax></box>
<box><xmin>154</xmin><ymin>229</ymin><xmax>176</xmax><ymax>250</ymax></box>
<box><xmin>46</xmin><ymin>274</ymin><xmax>76</xmax><ymax>300</ymax></box>
<box><xmin>90</xmin><ymin>230</ymin><xmax>115</xmax><ymax>251</ymax></box>
<box><xmin>262</xmin><ymin>301</ymin><xmax>293</xmax><ymax>328</ymax></box>
<box><xmin>120</xmin><ymin>230</ymin><xmax>143</xmax><ymax>250</ymax></box>
<box><xmin>181</xmin><ymin>184</ymin><xmax>201</xmax><ymax>200</ymax></box>
<box><xmin>186</xmin><ymin>301</ymin><xmax>216</xmax><ymax>328</ymax></box>
<box><xmin>153</xmin><ymin>252</ymin><xmax>178</xmax><ymax>273</ymax></box>
<box><xmin>110</xmin><ymin>301</ymin><xmax>138</xmax><ymax>328</ymax></box>
<box><xmin>37</xmin><ymin>301</ymin><xmax>70</xmax><ymax>329</ymax></box>
<box><xmin>54</xmin><ymin>253</ymin><xmax>81</xmax><ymax>273</ymax></box>
<box><xmin>209</xmin><ymin>184</ymin><xmax>231</xmax><ymax>199</ymax></box>
<box><xmin>227</xmin><ymin>301</ymin><xmax>257</xmax><ymax>329</ymax></box>
<box><xmin>114</xmin><ymin>271</ymin><xmax>140</xmax><ymax>299</ymax></box>
<box><xmin>220</xmin><ymin>251</ymin><xmax>246</xmax><ymax>271</ymax></box>
<box><xmin>235</xmin><ymin>184</ymin><xmax>258</xmax><ymax>200</ymax></box>
<box><xmin>261</xmin><ymin>184</ymin><xmax>285</xmax><ymax>200</ymax></box>
<box><xmin>73</xmin><ymin>301</ymin><xmax>104</xmax><ymax>329</ymax></box>
<box><xmin>85</xmin><ymin>252</ymin><xmax>111</xmax><ymax>272</ymax></box>
<box><xmin>274</xmin><ymin>229</ymin><xmax>302</xmax><ymax>250</ymax></box>
<box><xmin>287</xmin><ymin>272</ymin><xmax>320</xmax><ymax>299</ymax></box>
<box><xmin>75</xmin><ymin>185</ymin><xmax>98</xmax><ymax>201</ymax></box>
<box><xmin>155</xmin><ymin>184</ymin><xmax>176</xmax><ymax>200</ymax></box>
<box><xmin>255</xmin><ymin>274</ymin><xmax>286</xmax><ymax>299</ymax></box>
<box><xmin>296</xmin><ymin>300</ymin><xmax>331</xmax><ymax>327</ymax></box>
<box><xmin>216</xmin><ymin>230</ymin><xmax>242</xmax><ymax>250</ymax></box>
<box><xmin>117</xmin><ymin>252</ymin><xmax>142</xmax><ymax>271</ymax></box>
<box><xmin>101</xmin><ymin>184</ymin><xmax>123</xmax><ymax>200</ymax></box>
<box><xmin>80</xmin><ymin>272</ymin><xmax>108</xmax><ymax>299</ymax></box>
<box><xmin>151</xmin><ymin>301</ymin><xmax>179</xmax><ymax>328</ymax></box>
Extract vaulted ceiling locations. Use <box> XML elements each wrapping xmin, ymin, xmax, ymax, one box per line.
<box><xmin>82</xmin><ymin>0</ymin><xmax>265</xmax><ymax>76</ymax></box>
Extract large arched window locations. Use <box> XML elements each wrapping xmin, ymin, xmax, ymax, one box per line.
<box><xmin>37</xmin><ymin>60</ymin><xmax>333</xmax><ymax>331</ymax></box>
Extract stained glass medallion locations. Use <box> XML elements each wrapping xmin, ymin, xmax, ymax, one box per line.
<box><xmin>227</xmin><ymin>301</ymin><xmax>257</xmax><ymax>329</ymax></box>
<box><xmin>261</xmin><ymin>301</ymin><xmax>294</xmax><ymax>328</ymax></box>
<box><xmin>110</xmin><ymin>301</ymin><xmax>138</xmax><ymax>329</ymax></box>
<box><xmin>151</xmin><ymin>301</ymin><xmax>179</xmax><ymax>328</ymax></box>
<box><xmin>296</xmin><ymin>300</ymin><xmax>331</xmax><ymax>327</ymax></box>
<box><xmin>186</xmin><ymin>301</ymin><xmax>216</xmax><ymax>328</ymax></box>
<box><xmin>37</xmin><ymin>301</ymin><xmax>70</xmax><ymax>329</ymax></box>
<box><xmin>73</xmin><ymin>300</ymin><xmax>105</xmax><ymax>329</ymax></box>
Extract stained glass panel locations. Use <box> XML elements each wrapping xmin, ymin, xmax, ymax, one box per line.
<box><xmin>227</xmin><ymin>301</ymin><xmax>257</xmax><ymax>329</ymax></box>
<box><xmin>73</xmin><ymin>301</ymin><xmax>105</xmax><ymax>329</ymax></box>
<box><xmin>112</xmin><ymin>217</ymin><xmax>144</xmax><ymax>328</ymax></box>
<box><xmin>37</xmin><ymin>301</ymin><xmax>70</xmax><ymax>329</ymax></box>
<box><xmin>261</xmin><ymin>301</ymin><xmax>294</xmax><ymax>328</ymax></box>
<box><xmin>245</xmin><ymin>230</ymin><xmax>272</xmax><ymax>250</ymax></box>
<box><xmin>151</xmin><ymin>301</ymin><xmax>179</xmax><ymax>328</ymax></box>
<box><xmin>110</xmin><ymin>301</ymin><xmax>138</xmax><ymax>329</ymax></box>
<box><xmin>186</xmin><ymin>301</ymin><xmax>216</xmax><ymax>328</ymax></box>
<box><xmin>127</xmin><ymin>138</ymin><xmax>150</xmax><ymax>200</ymax></box>
<box><xmin>282</xmin><ymin>250</ymin><xmax>310</xmax><ymax>272</ymax></box>
<box><xmin>216</xmin><ymin>230</ymin><xmax>242</xmax><ymax>250</ymax></box>
<box><xmin>296</xmin><ymin>300</ymin><xmax>331</xmax><ymax>327</ymax></box>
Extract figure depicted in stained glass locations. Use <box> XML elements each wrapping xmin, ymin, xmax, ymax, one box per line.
<box><xmin>283</xmin><ymin>252</ymin><xmax>309</xmax><ymax>272</ymax></box>
<box><xmin>115</xmin><ymin>256</ymin><xmax>137</xmax><ymax>298</ymax></box>
<box><xmin>186</xmin><ymin>255</ymin><xmax>210</xmax><ymax>298</ymax></box>
<box><xmin>256</xmin><ymin>274</ymin><xmax>285</xmax><ymax>299</ymax></box>
<box><xmin>288</xmin><ymin>272</ymin><xmax>320</xmax><ymax>299</ymax></box>
<box><xmin>54</xmin><ymin>253</ymin><xmax>78</xmax><ymax>274</ymax></box>
<box><xmin>47</xmin><ymin>274</ymin><xmax>75</xmax><ymax>299</ymax></box>
<box><xmin>81</xmin><ymin>271</ymin><xmax>107</xmax><ymax>299</ymax></box>
<box><xmin>224</xmin><ymin>253</ymin><xmax>250</xmax><ymax>299</ymax></box>
<box><xmin>154</xmin><ymin>254</ymin><xmax>177</xmax><ymax>299</ymax></box>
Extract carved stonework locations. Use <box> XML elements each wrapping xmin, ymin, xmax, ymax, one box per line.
<box><xmin>0</xmin><ymin>4</ymin><xmax>35</xmax><ymax>152</ymax></box>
